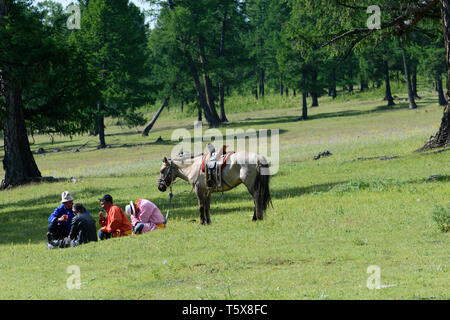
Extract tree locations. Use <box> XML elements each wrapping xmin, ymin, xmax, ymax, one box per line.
<box><xmin>72</xmin><ymin>0</ymin><xmax>151</xmax><ymax>148</ymax></box>
<box><xmin>1</xmin><ymin>0</ymin><xmax>98</xmax><ymax>189</ymax></box>
<box><xmin>150</xmin><ymin>0</ymin><xmax>222</xmax><ymax>127</ymax></box>
<box><xmin>399</xmin><ymin>36</ymin><xmax>418</xmax><ymax>109</ymax></box>
<box><xmin>289</xmin><ymin>0</ymin><xmax>450</xmax><ymax>149</ymax></box>
<box><xmin>286</xmin><ymin>2</ymin><xmax>330</xmax><ymax>108</ymax></box>
<box><xmin>419</xmin><ymin>32</ymin><xmax>447</xmax><ymax>105</ymax></box>
<box><xmin>147</xmin><ymin>0</ymin><xmax>250</xmax><ymax>127</ymax></box>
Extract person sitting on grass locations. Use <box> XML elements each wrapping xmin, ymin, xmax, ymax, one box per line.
<box><xmin>68</xmin><ymin>202</ymin><xmax>98</xmax><ymax>246</ymax></box>
<box><xmin>47</xmin><ymin>191</ymin><xmax>75</xmax><ymax>243</ymax></box>
<box><xmin>125</xmin><ymin>198</ymin><xmax>165</xmax><ymax>235</ymax></box>
<box><xmin>47</xmin><ymin>202</ymin><xmax>97</xmax><ymax>249</ymax></box>
<box><xmin>47</xmin><ymin>191</ymin><xmax>92</xmax><ymax>245</ymax></box>
<box><xmin>98</xmin><ymin>194</ymin><xmax>133</xmax><ymax>240</ymax></box>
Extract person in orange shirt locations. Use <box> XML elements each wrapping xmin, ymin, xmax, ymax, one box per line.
<box><xmin>98</xmin><ymin>194</ymin><xmax>132</xmax><ymax>240</ymax></box>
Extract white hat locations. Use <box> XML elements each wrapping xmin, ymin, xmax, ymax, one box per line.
<box><xmin>125</xmin><ymin>201</ymin><xmax>135</xmax><ymax>216</ymax></box>
<box><xmin>61</xmin><ymin>191</ymin><xmax>75</xmax><ymax>203</ymax></box>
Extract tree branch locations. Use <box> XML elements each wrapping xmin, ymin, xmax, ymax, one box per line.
<box><xmin>323</xmin><ymin>0</ymin><xmax>440</xmax><ymax>47</ymax></box>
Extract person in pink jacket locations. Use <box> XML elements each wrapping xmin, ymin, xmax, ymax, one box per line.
<box><xmin>125</xmin><ymin>198</ymin><xmax>165</xmax><ymax>234</ymax></box>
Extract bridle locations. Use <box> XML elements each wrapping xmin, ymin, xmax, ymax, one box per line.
<box><xmin>158</xmin><ymin>160</ymin><xmax>176</xmax><ymax>189</ymax></box>
<box><xmin>158</xmin><ymin>160</ymin><xmax>176</xmax><ymax>226</ymax></box>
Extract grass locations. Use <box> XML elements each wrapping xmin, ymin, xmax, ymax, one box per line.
<box><xmin>432</xmin><ymin>204</ymin><xmax>450</xmax><ymax>232</ymax></box>
<box><xmin>0</xmin><ymin>86</ymin><xmax>449</xmax><ymax>299</ymax></box>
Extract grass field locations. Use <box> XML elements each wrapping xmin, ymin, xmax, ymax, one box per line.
<box><xmin>0</xmin><ymin>87</ymin><xmax>448</xmax><ymax>299</ymax></box>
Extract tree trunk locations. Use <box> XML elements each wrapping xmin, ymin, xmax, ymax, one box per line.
<box><xmin>360</xmin><ymin>76</ymin><xmax>366</xmax><ymax>92</ymax></box>
<box><xmin>302</xmin><ymin>91</ymin><xmax>308</xmax><ymax>120</ymax></box>
<box><xmin>97</xmin><ymin>101</ymin><xmax>106</xmax><ymax>148</ymax></box>
<box><xmin>142</xmin><ymin>95</ymin><xmax>170</xmax><ymax>136</ymax></box>
<box><xmin>187</xmin><ymin>53</ymin><xmax>219</xmax><ymax>127</ymax></box>
<box><xmin>348</xmin><ymin>83</ymin><xmax>353</xmax><ymax>92</ymax></box>
<box><xmin>280</xmin><ymin>73</ymin><xmax>284</xmax><ymax>96</ymax></box>
<box><xmin>198</xmin><ymin>106</ymin><xmax>202</xmax><ymax>122</ymax></box>
<box><xmin>197</xmin><ymin>37</ymin><xmax>221</xmax><ymax>126</ymax></box>
<box><xmin>420</xmin><ymin>0</ymin><xmax>450</xmax><ymax>150</ymax></box>
<box><xmin>219</xmin><ymin>83</ymin><xmax>228</xmax><ymax>122</ymax></box>
<box><xmin>436</xmin><ymin>72</ymin><xmax>447</xmax><ymax>106</ymax></box>
<box><xmin>311</xmin><ymin>71</ymin><xmax>319</xmax><ymax>107</ymax></box>
<box><xmin>1</xmin><ymin>81</ymin><xmax>42</xmax><ymax>189</ymax></box>
<box><xmin>331</xmin><ymin>69</ymin><xmax>337</xmax><ymax>99</ymax></box>
<box><xmin>348</xmin><ymin>68</ymin><xmax>354</xmax><ymax>92</ymax></box>
<box><xmin>384</xmin><ymin>60</ymin><xmax>395</xmax><ymax>106</ymax></box>
<box><xmin>412</xmin><ymin>64</ymin><xmax>421</xmax><ymax>99</ymax></box>
<box><xmin>218</xmin><ymin>8</ymin><xmax>228</xmax><ymax>123</ymax></box>
<box><xmin>311</xmin><ymin>92</ymin><xmax>319</xmax><ymax>107</ymax></box>
<box><xmin>259</xmin><ymin>68</ymin><xmax>265</xmax><ymax>98</ymax></box>
<box><xmin>400</xmin><ymin>39</ymin><xmax>418</xmax><ymax>109</ymax></box>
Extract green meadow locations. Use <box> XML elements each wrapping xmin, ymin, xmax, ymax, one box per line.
<box><xmin>0</xmin><ymin>88</ymin><xmax>448</xmax><ymax>299</ymax></box>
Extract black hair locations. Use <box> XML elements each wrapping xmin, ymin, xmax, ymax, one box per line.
<box><xmin>73</xmin><ymin>203</ymin><xmax>85</xmax><ymax>213</ymax></box>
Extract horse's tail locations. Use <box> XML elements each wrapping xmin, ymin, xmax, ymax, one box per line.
<box><xmin>254</xmin><ymin>159</ymin><xmax>273</xmax><ymax>220</ymax></box>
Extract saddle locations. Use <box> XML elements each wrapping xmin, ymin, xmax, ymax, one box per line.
<box><xmin>201</xmin><ymin>144</ymin><xmax>234</xmax><ymax>190</ymax></box>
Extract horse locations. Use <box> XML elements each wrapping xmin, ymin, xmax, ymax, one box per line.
<box><xmin>157</xmin><ymin>150</ymin><xmax>272</xmax><ymax>225</ymax></box>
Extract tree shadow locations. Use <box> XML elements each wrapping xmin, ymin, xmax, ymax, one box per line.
<box><xmin>28</xmin><ymin>140</ymin><xmax>92</xmax><ymax>153</ymax></box>
<box><xmin>1</xmin><ymin>173</ymin><xmax>448</xmax><ymax>244</ymax></box>
<box><xmin>229</xmin><ymin>101</ymin><xmax>427</xmax><ymax>127</ymax></box>
<box><xmin>170</xmin><ymin>204</ymin><xmax>257</xmax><ymax>222</ymax></box>
<box><xmin>156</xmin><ymin>180</ymin><xmax>347</xmax><ymax>212</ymax></box>
<box><xmin>0</xmin><ymin>187</ymin><xmax>119</xmax><ymax>210</ymax></box>
<box><xmin>307</xmin><ymin>102</ymin><xmax>412</xmax><ymax>121</ymax></box>
<box><xmin>230</xmin><ymin>116</ymin><xmax>301</xmax><ymax>127</ymax></box>
<box><xmin>0</xmin><ymin>176</ymin><xmax>67</xmax><ymax>191</ymax></box>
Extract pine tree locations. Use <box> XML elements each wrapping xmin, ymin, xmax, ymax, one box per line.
<box><xmin>1</xmin><ymin>0</ymin><xmax>98</xmax><ymax>188</ymax></box>
<box><xmin>72</xmin><ymin>0</ymin><xmax>151</xmax><ymax>148</ymax></box>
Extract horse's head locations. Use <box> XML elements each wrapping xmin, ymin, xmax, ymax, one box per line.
<box><xmin>158</xmin><ymin>157</ymin><xmax>176</xmax><ymax>192</ymax></box>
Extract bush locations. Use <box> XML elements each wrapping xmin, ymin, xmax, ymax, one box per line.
<box><xmin>431</xmin><ymin>204</ymin><xmax>450</xmax><ymax>232</ymax></box>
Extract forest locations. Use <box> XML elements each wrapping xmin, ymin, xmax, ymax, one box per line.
<box><xmin>1</xmin><ymin>0</ymin><xmax>449</xmax><ymax>189</ymax></box>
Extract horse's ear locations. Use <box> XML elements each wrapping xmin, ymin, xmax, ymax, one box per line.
<box><xmin>163</xmin><ymin>157</ymin><xmax>169</xmax><ymax>164</ymax></box>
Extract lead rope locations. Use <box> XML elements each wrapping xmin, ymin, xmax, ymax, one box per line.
<box><xmin>164</xmin><ymin>186</ymin><xmax>173</xmax><ymax>227</ymax></box>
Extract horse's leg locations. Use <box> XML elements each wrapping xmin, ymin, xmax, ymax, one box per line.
<box><xmin>243</xmin><ymin>168</ymin><xmax>264</xmax><ymax>221</ymax></box>
<box><xmin>205</xmin><ymin>193</ymin><xmax>212</xmax><ymax>225</ymax></box>
<box><xmin>196</xmin><ymin>188</ymin><xmax>207</xmax><ymax>225</ymax></box>
<box><xmin>244</xmin><ymin>180</ymin><xmax>259</xmax><ymax>221</ymax></box>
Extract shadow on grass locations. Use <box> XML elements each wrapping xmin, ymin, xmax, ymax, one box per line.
<box><xmin>230</xmin><ymin>100</ymin><xmax>436</xmax><ymax>127</ymax></box>
<box><xmin>157</xmin><ymin>174</ymin><xmax>450</xmax><ymax>219</ymax></box>
<box><xmin>0</xmin><ymin>181</ymin><xmax>342</xmax><ymax>244</ymax></box>
<box><xmin>4</xmin><ymin>98</ymin><xmax>433</xmax><ymax>162</ymax></box>
<box><xmin>0</xmin><ymin>186</ymin><xmax>122</xmax><ymax>210</ymax></box>
<box><xmin>1</xmin><ymin>174</ymin><xmax>448</xmax><ymax>245</ymax></box>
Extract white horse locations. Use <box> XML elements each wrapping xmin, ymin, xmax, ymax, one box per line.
<box><xmin>158</xmin><ymin>151</ymin><xmax>272</xmax><ymax>225</ymax></box>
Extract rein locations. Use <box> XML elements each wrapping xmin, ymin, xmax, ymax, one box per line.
<box><xmin>164</xmin><ymin>186</ymin><xmax>173</xmax><ymax>227</ymax></box>
<box><xmin>161</xmin><ymin>160</ymin><xmax>193</xmax><ymax>226</ymax></box>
